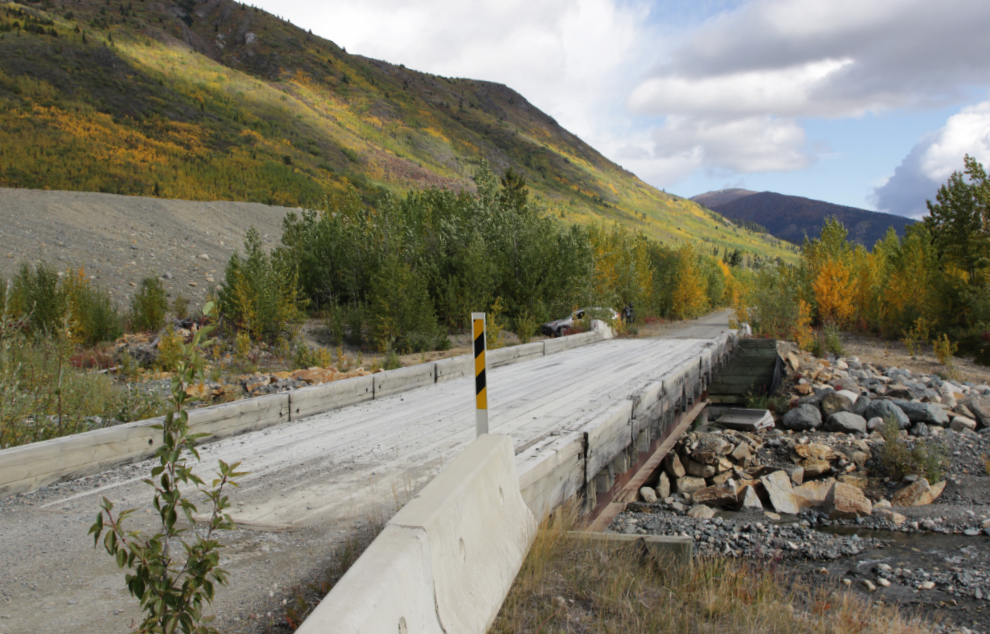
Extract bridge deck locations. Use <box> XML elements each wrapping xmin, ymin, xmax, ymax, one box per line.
<box><xmin>2</xmin><ymin>321</ymin><xmax>732</xmax><ymax>634</ymax></box>
<box><xmin>183</xmin><ymin>337</ymin><xmax>716</xmax><ymax>528</ymax></box>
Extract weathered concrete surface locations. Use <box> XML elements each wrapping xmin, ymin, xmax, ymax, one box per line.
<box><xmin>298</xmin><ymin>435</ymin><xmax>536</xmax><ymax>634</ymax></box>
<box><xmin>0</xmin><ymin>324</ymin><xmax>731</xmax><ymax>633</ymax></box>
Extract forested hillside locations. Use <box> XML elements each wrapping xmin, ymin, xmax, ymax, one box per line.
<box><xmin>0</xmin><ymin>0</ymin><xmax>792</xmax><ymax>260</ymax></box>
<box><xmin>694</xmin><ymin>190</ymin><xmax>915</xmax><ymax>248</ymax></box>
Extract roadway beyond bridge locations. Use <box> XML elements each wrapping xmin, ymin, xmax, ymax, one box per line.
<box><xmin>0</xmin><ymin>311</ymin><xmax>734</xmax><ymax>633</ymax></box>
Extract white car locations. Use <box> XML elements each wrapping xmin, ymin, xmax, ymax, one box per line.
<box><xmin>540</xmin><ymin>307</ymin><xmax>619</xmax><ymax>337</ymax></box>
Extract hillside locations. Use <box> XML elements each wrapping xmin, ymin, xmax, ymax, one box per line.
<box><xmin>693</xmin><ymin>191</ymin><xmax>916</xmax><ymax>247</ymax></box>
<box><xmin>691</xmin><ymin>188</ymin><xmax>756</xmax><ymax>209</ymax></box>
<box><xmin>0</xmin><ymin>0</ymin><xmax>793</xmax><ymax>261</ymax></box>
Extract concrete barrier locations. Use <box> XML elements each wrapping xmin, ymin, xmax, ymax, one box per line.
<box><xmin>487</xmin><ymin>341</ymin><xmax>544</xmax><ymax>368</ymax></box>
<box><xmin>434</xmin><ymin>355</ymin><xmax>472</xmax><ymax>383</ymax></box>
<box><xmin>373</xmin><ymin>363</ymin><xmax>436</xmax><ymax>399</ymax></box>
<box><xmin>0</xmin><ymin>393</ymin><xmax>289</xmax><ymax>497</ymax></box>
<box><xmin>290</xmin><ymin>375</ymin><xmax>374</xmax><ymax>420</ymax></box>
<box><xmin>298</xmin><ymin>434</ymin><xmax>536</xmax><ymax>634</ymax></box>
<box><xmin>186</xmin><ymin>393</ymin><xmax>289</xmax><ymax>440</ymax></box>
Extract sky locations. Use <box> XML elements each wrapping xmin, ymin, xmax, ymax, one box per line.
<box><xmin>254</xmin><ymin>0</ymin><xmax>990</xmax><ymax>218</ymax></box>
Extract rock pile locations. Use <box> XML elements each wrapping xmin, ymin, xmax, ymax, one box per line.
<box><xmin>779</xmin><ymin>347</ymin><xmax>990</xmax><ymax>437</ymax></box>
<box><xmin>643</xmin><ymin>421</ymin><xmax>952</xmax><ymax>520</ymax></box>
<box><xmin>240</xmin><ymin>366</ymin><xmax>372</xmax><ymax>395</ymax></box>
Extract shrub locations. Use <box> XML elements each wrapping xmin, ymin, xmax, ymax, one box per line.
<box><xmin>130</xmin><ymin>276</ymin><xmax>168</xmax><ymax>333</ymax></box>
<box><xmin>219</xmin><ymin>227</ymin><xmax>307</xmax><ymax>345</ymax></box>
<box><xmin>513</xmin><ymin>311</ymin><xmax>537</xmax><ymax>344</ymax></box>
<box><xmin>10</xmin><ymin>261</ymin><xmax>66</xmax><ymax>335</ymax></box>
<box><xmin>878</xmin><ymin>416</ymin><xmax>948</xmax><ymax>484</ymax></box>
<box><xmin>157</xmin><ymin>325</ymin><xmax>184</xmax><ymax>372</ymax></box>
<box><xmin>90</xmin><ymin>302</ymin><xmax>245</xmax><ymax>634</ymax></box>
<box><xmin>172</xmin><ymin>294</ymin><xmax>190</xmax><ymax>320</ymax></box>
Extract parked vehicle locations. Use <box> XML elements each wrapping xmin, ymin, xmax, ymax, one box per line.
<box><xmin>539</xmin><ymin>307</ymin><xmax>619</xmax><ymax>338</ymax></box>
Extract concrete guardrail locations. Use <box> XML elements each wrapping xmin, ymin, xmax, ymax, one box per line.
<box><xmin>296</xmin><ymin>434</ymin><xmax>537</xmax><ymax>634</ymax></box>
<box><xmin>0</xmin><ymin>329</ymin><xmax>609</xmax><ymax>498</ymax></box>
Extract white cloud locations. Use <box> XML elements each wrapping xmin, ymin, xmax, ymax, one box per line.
<box><xmin>628</xmin><ymin>58</ymin><xmax>853</xmax><ymax>118</ymax></box>
<box><xmin>873</xmin><ymin>101</ymin><xmax>990</xmax><ymax>217</ymax></box>
<box><xmin>652</xmin><ymin>115</ymin><xmax>809</xmax><ymax>173</ymax></box>
<box><xmin>269</xmin><ymin>0</ymin><xmax>650</xmax><ymax>146</ymax></box>
<box><xmin>630</xmin><ymin>0</ymin><xmax>990</xmax><ymax>185</ymax></box>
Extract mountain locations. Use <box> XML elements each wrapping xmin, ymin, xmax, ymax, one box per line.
<box><xmin>692</xmin><ymin>191</ymin><xmax>916</xmax><ymax>247</ymax></box>
<box><xmin>691</xmin><ymin>189</ymin><xmax>756</xmax><ymax>209</ymax></box>
<box><xmin>0</xmin><ymin>0</ymin><xmax>793</xmax><ymax>261</ymax></box>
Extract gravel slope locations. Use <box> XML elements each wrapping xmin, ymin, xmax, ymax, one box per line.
<box><xmin>0</xmin><ymin>187</ymin><xmax>296</xmax><ymax>307</ymax></box>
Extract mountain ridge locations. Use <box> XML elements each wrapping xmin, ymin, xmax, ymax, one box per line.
<box><xmin>0</xmin><ymin>0</ymin><xmax>794</xmax><ymax>261</ymax></box>
<box><xmin>692</xmin><ymin>190</ymin><xmax>916</xmax><ymax>247</ymax></box>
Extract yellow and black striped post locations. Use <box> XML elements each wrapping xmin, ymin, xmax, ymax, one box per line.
<box><xmin>472</xmin><ymin>312</ymin><xmax>488</xmax><ymax>436</ymax></box>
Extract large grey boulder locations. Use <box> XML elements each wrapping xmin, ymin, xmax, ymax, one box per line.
<box><xmin>890</xmin><ymin>400</ymin><xmax>950</xmax><ymax>425</ymax></box>
<box><xmin>865</xmin><ymin>399</ymin><xmax>910</xmax><ymax>429</ymax></box>
<box><xmin>782</xmin><ymin>404</ymin><xmax>823</xmax><ymax>431</ymax></box>
<box><xmin>851</xmin><ymin>395</ymin><xmax>872</xmax><ymax>418</ymax></box>
<box><xmin>824</xmin><ymin>412</ymin><xmax>867</xmax><ymax>434</ymax></box>
<box><xmin>820</xmin><ymin>392</ymin><xmax>853</xmax><ymax>417</ymax></box>
<box><xmin>962</xmin><ymin>396</ymin><xmax>990</xmax><ymax>428</ymax></box>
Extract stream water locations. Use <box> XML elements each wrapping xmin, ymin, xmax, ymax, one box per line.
<box><xmin>794</xmin><ymin>527</ymin><xmax>990</xmax><ymax>631</ymax></box>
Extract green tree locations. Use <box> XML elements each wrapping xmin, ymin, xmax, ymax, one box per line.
<box><xmin>925</xmin><ymin>154</ymin><xmax>990</xmax><ymax>281</ymax></box>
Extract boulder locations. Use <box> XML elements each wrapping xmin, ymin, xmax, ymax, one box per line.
<box><xmin>789</xmin><ymin>467</ymin><xmax>804</xmax><ymax>485</ymax></box>
<box><xmin>664</xmin><ymin>453</ymin><xmax>686</xmax><ymax>479</ymax></box>
<box><xmin>892</xmin><ymin>479</ymin><xmax>947</xmax><ymax>507</ymax></box>
<box><xmin>950</xmin><ymin>416</ymin><xmax>978</xmax><ymax>432</ymax></box>
<box><xmin>782</xmin><ymin>404</ymin><xmax>823</xmax><ymax>431</ymax></box>
<box><xmin>891</xmin><ymin>400</ymin><xmax>950</xmax><ymax>425</ymax></box>
<box><xmin>874</xmin><ymin>507</ymin><xmax>907</xmax><ymax>527</ymax></box>
<box><xmin>867</xmin><ymin>416</ymin><xmax>885</xmax><ymax>431</ymax></box>
<box><xmin>794</xmin><ymin>443</ymin><xmax>837</xmax><ymax>461</ymax></box>
<box><xmin>730</xmin><ymin>442</ymin><xmax>752</xmax><ymax>462</ymax></box>
<box><xmin>826</xmin><ymin>482</ymin><xmax>873</xmax><ymax>519</ymax></box>
<box><xmin>851</xmin><ymin>395</ymin><xmax>872</xmax><ymax>417</ymax></box>
<box><xmin>825</xmin><ymin>412</ymin><xmax>867</xmax><ymax>434</ymax></box>
<box><xmin>837</xmin><ymin>474</ymin><xmax>868</xmax><ymax>489</ymax></box>
<box><xmin>909</xmin><ymin>422</ymin><xmax>930</xmax><ymax>437</ymax></box>
<box><xmin>821</xmin><ymin>391</ymin><xmax>854</xmax><ymax>417</ymax></box>
<box><xmin>801</xmin><ymin>459</ymin><xmax>832</xmax><ymax>479</ymax></box>
<box><xmin>739</xmin><ymin>486</ymin><xmax>763</xmax><ymax>510</ymax></box>
<box><xmin>687</xmin><ymin>504</ymin><xmax>716</xmax><ymax>519</ymax></box>
<box><xmin>962</xmin><ymin>396</ymin><xmax>990</xmax><ymax>428</ymax></box>
<box><xmin>675</xmin><ymin>475</ymin><xmax>707</xmax><ymax>497</ymax></box>
<box><xmin>639</xmin><ymin>487</ymin><xmax>658</xmax><ymax>503</ymax></box>
<box><xmin>693</xmin><ymin>484</ymin><xmax>738</xmax><ymax>508</ymax></box>
<box><xmin>760</xmin><ymin>470</ymin><xmax>802</xmax><ymax>515</ymax></box>
<box><xmin>683</xmin><ymin>457</ymin><xmax>717</xmax><ymax>478</ymax></box>
<box><xmin>865</xmin><ymin>400</ymin><xmax>910</xmax><ymax>429</ymax></box>
<box><xmin>836</xmin><ymin>388</ymin><xmax>860</xmax><ymax>401</ymax></box>
<box><xmin>655</xmin><ymin>472</ymin><xmax>671</xmax><ymax>499</ymax></box>
<box><xmin>792</xmin><ymin>479</ymin><xmax>836</xmax><ymax>508</ymax></box>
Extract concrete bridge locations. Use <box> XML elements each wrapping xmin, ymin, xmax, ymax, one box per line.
<box><xmin>0</xmin><ymin>312</ymin><xmax>736</xmax><ymax>633</ymax></box>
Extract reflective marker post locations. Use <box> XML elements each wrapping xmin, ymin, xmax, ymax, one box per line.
<box><xmin>472</xmin><ymin>312</ymin><xmax>488</xmax><ymax>437</ymax></box>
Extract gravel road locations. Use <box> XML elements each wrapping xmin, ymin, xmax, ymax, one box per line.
<box><xmin>0</xmin><ymin>187</ymin><xmax>295</xmax><ymax>307</ymax></box>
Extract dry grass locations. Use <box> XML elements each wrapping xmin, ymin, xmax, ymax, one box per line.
<box><xmin>493</xmin><ymin>507</ymin><xmax>933</xmax><ymax>634</ymax></box>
